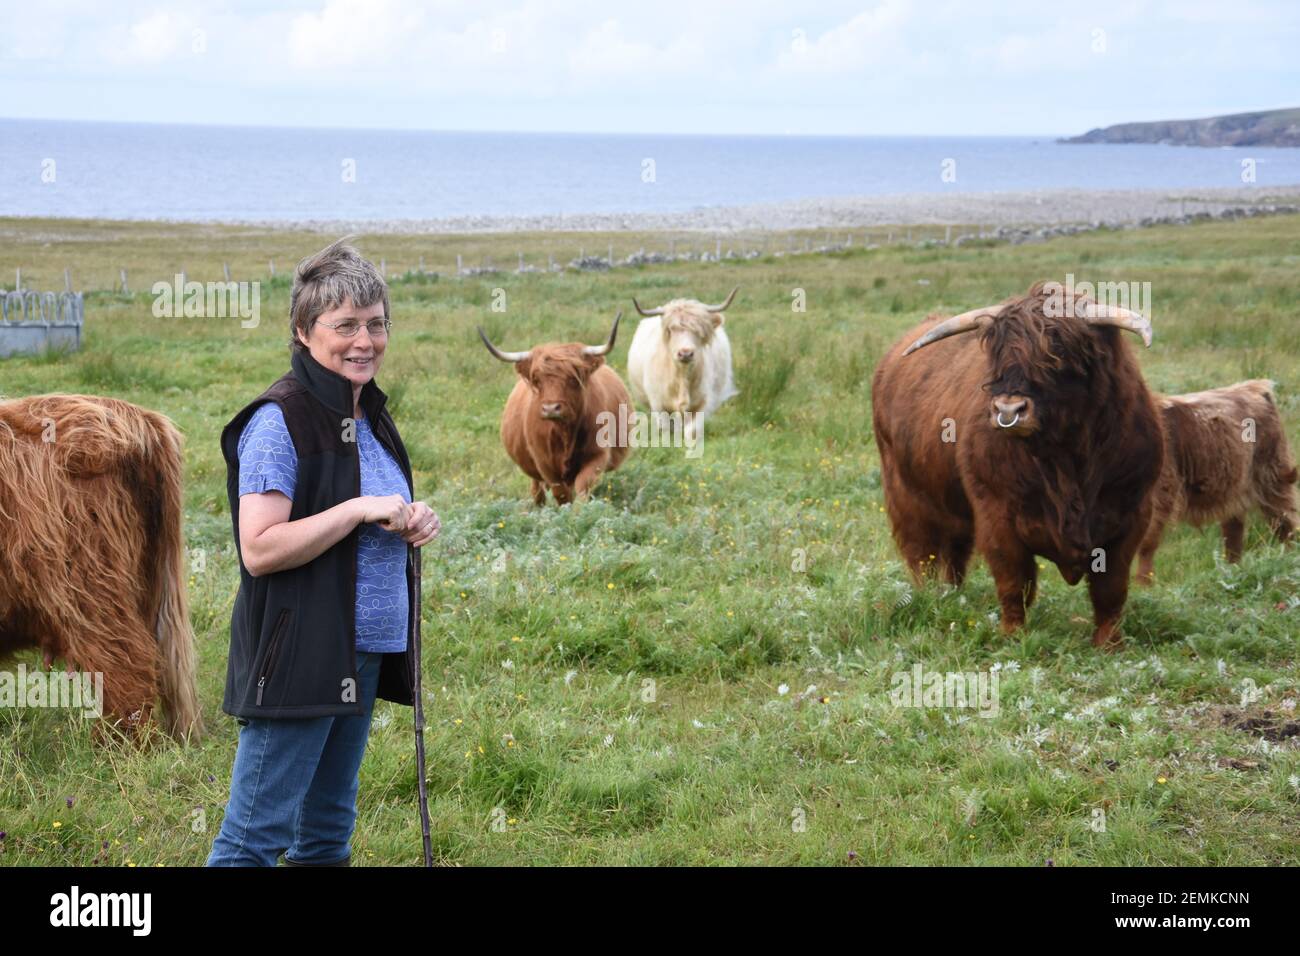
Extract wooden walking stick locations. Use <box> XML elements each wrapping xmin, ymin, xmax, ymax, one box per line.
<box><xmin>411</xmin><ymin>543</ymin><xmax>433</xmax><ymax>867</ymax></box>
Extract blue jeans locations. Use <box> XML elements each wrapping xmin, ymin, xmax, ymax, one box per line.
<box><xmin>206</xmin><ymin>651</ymin><xmax>384</xmax><ymax>866</ymax></box>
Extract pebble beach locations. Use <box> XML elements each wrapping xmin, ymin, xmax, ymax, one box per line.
<box><xmin>266</xmin><ymin>184</ymin><xmax>1300</xmax><ymax>236</ymax></box>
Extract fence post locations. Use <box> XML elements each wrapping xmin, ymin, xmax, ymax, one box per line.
<box><xmin>456</xmin><ymin>254</ymin><xmax>463</xmax><ymax>276</ymax></box>
<box><xmin>223</xmin><ymin>262</ymin><xmax>231</xmax><ymax>282</ymax></box>
<box><xmin>64</xmin><ymin>267</ymin><xmax>72</xmax><ymax>292</ymax></box>
<box><xmin>120</xmin><ymin>268</ymin><xmax>129</xmax><ymax>294</ymax></box>
<box><xmin>269</xmin><ymin>259</ymin><xmax>276</xmax><ymax>277</ymax></box>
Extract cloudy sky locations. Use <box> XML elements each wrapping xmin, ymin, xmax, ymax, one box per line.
<box><xmin>2</xmin><ymin>0</ymin><xmax>1296</xmax><ymax>136</ymax></box>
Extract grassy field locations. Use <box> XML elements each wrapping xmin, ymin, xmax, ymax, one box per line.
<box><xmin>1</xmin><ymin>213</ymin><xmax>1298</xmax><ymax>866</ymax></box>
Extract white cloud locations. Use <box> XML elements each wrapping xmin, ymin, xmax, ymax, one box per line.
<box><xmin>565</xmin><ymin>17</ymin><xmax>707</xmax><ymax>81</ymax></box>
<box><xmin>287</xmin><ymin>0</ymin><xmax>425</xmax><ymax>69</ymax></box>
<box><xmin>775</xmin><ymin>0</ymin><xmax>914</xmax><ymax>74</ymax></box>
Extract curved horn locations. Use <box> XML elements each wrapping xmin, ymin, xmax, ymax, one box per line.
<box><xmin>583</xmin><ymin>311</ymin><xmax>622</xmax><ymax>356</ymax></box>
<box><xmin>1079</xmin><ymin>302</ymin><xmax>1153</xmax><ymax>348</ymax></box>
<box><xmin>632</xmin><ymin>297</ymin><xmax>663</xmax><ymax>317</ymax></box>
<box><xmin>477</xmin><ymin>326</ymin><xmax>532</xmax><ymax>363</ymax></box>
<box><xmin>703</xmin><ymin>286</ymin><xmax>739</xmax><ymax>313</ymax></box>
<box><xmin>902</xmin><ymin>307</ymin><xmax>1001</xmax><ymax>356</ymax></box>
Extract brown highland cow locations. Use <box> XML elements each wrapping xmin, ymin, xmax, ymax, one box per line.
<box><xmin>0</xmin><ymin>394</ymin><xmax>202</xmax><ymax>741</ymax></box>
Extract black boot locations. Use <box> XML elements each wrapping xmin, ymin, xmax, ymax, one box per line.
<box><xmin>281</xmin><ymin>854</ymin><xmax>351</xmax><ymax>866</ymax></box>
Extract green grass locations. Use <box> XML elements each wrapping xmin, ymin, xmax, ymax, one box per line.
<box><xmin>1</xmin><ymin>214</ymin><xmax>1299</xmax><ymax>866</ymax></box>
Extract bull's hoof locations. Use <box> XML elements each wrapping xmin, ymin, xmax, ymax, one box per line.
<box><xmin>1091</xmin><ymin>626</ymin><xmax>1124</xmax><ymax>652</ymax></box>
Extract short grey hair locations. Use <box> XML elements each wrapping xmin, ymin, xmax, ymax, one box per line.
<box><xmin>289</xmin><ymin>237</ymin><xmax>389</xmax><ymax>353</ymax></box>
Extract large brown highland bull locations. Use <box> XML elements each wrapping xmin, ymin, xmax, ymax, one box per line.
<box><xmin>872</xmin><ymin>282</ymin><xmax>1163</xmax><ymax>649</ymax></box>
<box><xmin>1136</xmin><ymin>379</ymin><xmax>1298</xmax><ymax>582</ymax></box>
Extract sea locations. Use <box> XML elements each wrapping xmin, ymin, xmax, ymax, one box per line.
<box><xmin>3</xmin><ymin>118</ymin><xmax>1300</xmax><ymax>222</ymax></box>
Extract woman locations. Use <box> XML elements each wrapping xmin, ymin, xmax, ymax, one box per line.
<box><xmin>206</xmin><ymin>238</ymin><xmax>439</xmax><ymax>867</ymax></box>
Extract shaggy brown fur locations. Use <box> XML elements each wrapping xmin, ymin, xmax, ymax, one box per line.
<box><xmin>0</xmin><ymin>394</ymin><xmax>202</xmax><ymax>742</ymax></box>
<box><xmin>872</xmin><ymin>282</ymin><xmax>1164</xmax><ymax>649</ymax></box>
<box><xmin>1136</xmin><ymin>379</ymin><xmax>1298</xmax><ymax>582</ymax></box>
<box><xmin>496</xmin><ymin>345</ymin><xmax>634</xmax><ymax>505</ymax></box>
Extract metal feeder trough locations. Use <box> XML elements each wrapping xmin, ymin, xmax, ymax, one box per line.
<box><xmin>0</xmin><ymin>291</ymin><xmax>84</xmax><ymax>358</ymax></box>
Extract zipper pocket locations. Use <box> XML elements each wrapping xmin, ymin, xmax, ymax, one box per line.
<box><xmin>256</xmin><ymin>609</ymin><xmax>291</xmax><ymax>706</ymax></box>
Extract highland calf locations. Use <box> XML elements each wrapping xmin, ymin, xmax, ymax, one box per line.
<box><xmin>1136</xmin><ymin>379</ymin><xmax>1298</xmax><ymax>582</ymax></box>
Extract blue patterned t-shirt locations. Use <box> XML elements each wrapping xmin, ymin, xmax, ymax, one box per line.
<box><xmin>237</xmin><ymin>402</ymin><xmax>410</xmax><ymax>653</ymax></box>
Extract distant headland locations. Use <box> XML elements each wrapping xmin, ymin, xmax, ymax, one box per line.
<box><xmin>1062</xmin><ymin>108</ymin><xmax>1300</xmax><ymax>148</ymax></box>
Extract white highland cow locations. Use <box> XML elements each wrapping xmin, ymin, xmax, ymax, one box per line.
<box><xmin>626</xmin><ymin>287</ymin><xmax>739</xmax><ymax>445</ymax></box>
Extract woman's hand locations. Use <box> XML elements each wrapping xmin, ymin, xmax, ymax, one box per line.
<box><xmin>400</xmin><ymin>501</ymin><xmax>441</xmax><ymax>547</ymax></box>
<box><xmin>357</xmin><ymin>494</ymin><xmax>413</xmax><ymax>533</ymax></box>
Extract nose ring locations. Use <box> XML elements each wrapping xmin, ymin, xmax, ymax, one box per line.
<box><xmin>997</xmin><ymin>411</ymin><xmax>1020</xmax><ymax>428</ymax></box>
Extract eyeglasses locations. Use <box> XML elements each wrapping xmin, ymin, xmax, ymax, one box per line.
<box><xmin>316</xmin><ymin>318</ymin><xmax>392</xmax><ymax>338</ymax></box>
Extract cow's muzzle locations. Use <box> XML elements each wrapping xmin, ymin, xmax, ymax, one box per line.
<box><xmin>991</xmin><ymin>397</ymin><xmax>1034</xmax><ymax>433</ymax></box>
